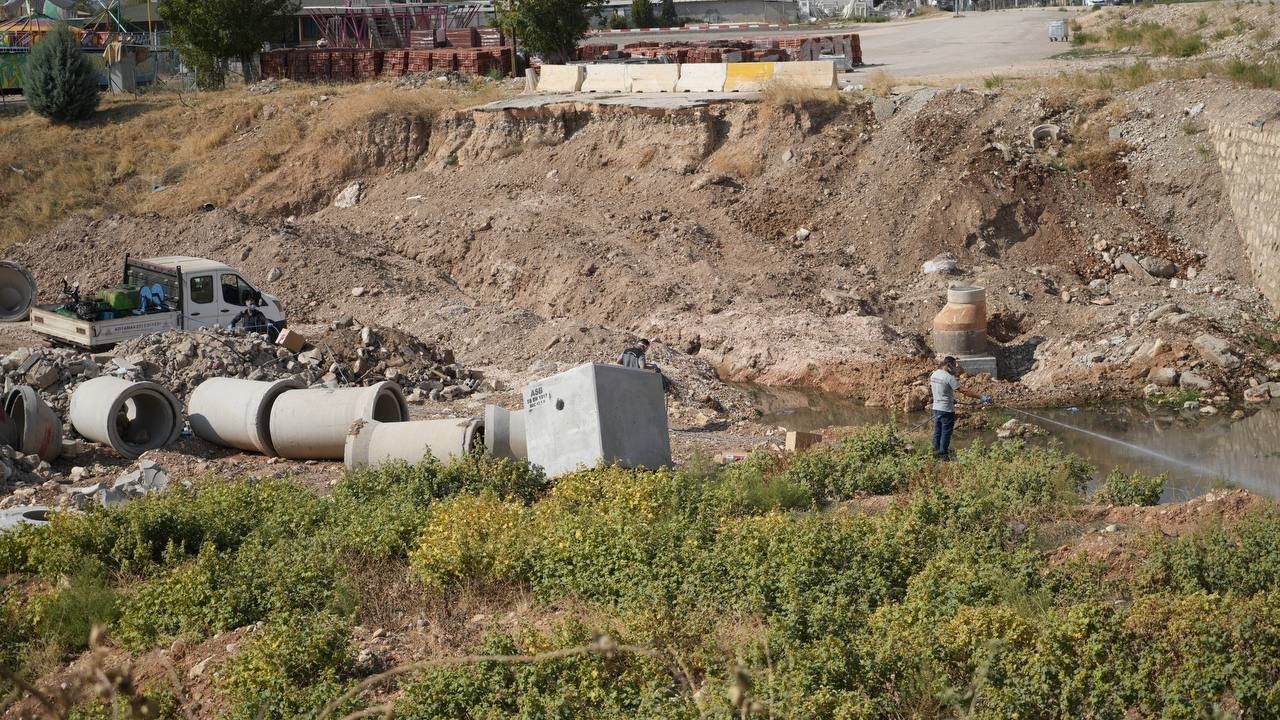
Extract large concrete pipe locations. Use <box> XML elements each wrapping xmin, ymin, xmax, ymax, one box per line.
<box><xmin>68</xmin><ymin>377</ymin><xmax>183</xmax><ymax>459</ymax></box>
<box><xmin>344</xmin><ymin>417</ymin><xmax>482</xmax><ymax>470</ymax></box>
<box><xmin>0</xmin><ymin>262</ymin><xmax>36</xmax><ymax>322</ymax></box>
<box><xmin>483</xmin><ymin>404</ymin><xmax>527</xmax><ymax>460</ymax></box>
<box><xmin>269</xmin><ymin>382</ymin><xmax>408</xmax><ymax>460</ymax></box>
<box><xmin>187</xmin><ymin>377</ymin><xmax>304</xmax><ymax>456</ymax></box>
<box><xmin>5</xmin><ymin>386</ymin><xmax>61</xmax><ymax>462</ymax></box>
<box><xmin>932</xmin><ymin>285</ymin><xmax>989</xmax><ymax>356</ymax></box>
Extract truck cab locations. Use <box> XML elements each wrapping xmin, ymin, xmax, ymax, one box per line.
<box><xmin>135</xmin><ymin>256</ymin><xmax>286</xmax><ymax>330</ymax></box>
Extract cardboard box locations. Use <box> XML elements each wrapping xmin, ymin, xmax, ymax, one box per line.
<box><xmin>785</xmin><ymin>431</ymin><xmax>822</xmax><ymax>453</ymax></box>
<box><xmin>276</xmin><ymin>328</ymin><xmax>306</xmax><ymax>353</ymax></box>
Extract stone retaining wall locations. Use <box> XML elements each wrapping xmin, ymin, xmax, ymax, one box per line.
<box><xmin>1210</xmin><ymin>102</ymin><xmax>1280</xmax><ymax>314</ymax></box>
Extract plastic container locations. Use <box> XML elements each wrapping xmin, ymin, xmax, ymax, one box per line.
<box><xmin>98</xmin><ymin>285</ymin><xmax>141</xmax><ymax>312</ymax></box>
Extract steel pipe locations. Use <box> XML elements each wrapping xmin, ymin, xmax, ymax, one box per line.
<box><xmin>188</xmin><ymin>377</ymin><xmax>304</xmax><ymax>456</ymax></box>
<box><xmin>268</xmin><ymin>381</ymin><xmax>408</xmax><ymax>460</ymax></box>
<box><xmin>68</xmin><ymin>377</ymin><xmax>182</xmax><ymax>459</ymax></box>
<box><xmin>483</xmin><ymin>404</ymin><xmax>527</xmax><ymax>460</ymax></box>
<box><xmin>344</xmin><ymin>417</ymin><xmax>482</xmax><ymax>470</ymax></box>
<box><xmin>5</xmin><ymin>386</ymin><xmax>61</xmax><ymax>461</ymax></box>
<box><xmin>0</xmin><ymin>262</ymin><xmax>36</xmax><ymax>322</ymax></box>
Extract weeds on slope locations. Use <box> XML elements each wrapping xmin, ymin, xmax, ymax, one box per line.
<box><xmin>1</xmin><ymin>428</ymin><xmax>1276</xmax><ymax>719</ymax></box>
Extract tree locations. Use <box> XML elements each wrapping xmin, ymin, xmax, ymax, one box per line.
<box><xmin>630</xmin><ymin>0</ymin><xmax>655</xmax><ymax>28</ymax></box>
<box><xmin>158</xmin><ymin>0</ymin><xmax>299</xmax><ymax>89</ymax></box>
<box><xmin>22</xmin><ymin>24</ymin><xmax>100</xmax><ymax>123</ymax></box>
<box><xmin>659</xmin><ymin>0</ymin><xmax>679</xmax><ymax>27</ymax></box>
<box><xmin>495</xmin><ymin>0</ymin><xmax>604</xmax><ymax>64</ymax></box>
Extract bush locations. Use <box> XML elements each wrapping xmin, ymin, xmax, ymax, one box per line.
<box><xmin>408</xmin><ymin>494</ymin><xmax>528</xmax><ymax>590</ymax></box>
<box><xmin>28</xmin><ymin>567</ymin><xmax>121</xmax><ymax>657</ymax></box>
<box><xmin>606</xmin><ymin>13</ymin><xmax>629</xmax><ymax>29</ymax></box>
<box><xmin>783</xmin><ymin>425</ymin><xmax>925</xmax><ymax>501</ymax></box>
<box><xmin>22</xmin><ymin>24</ymin><xmax>99</xmax><ymax>123</ymax></box>
<box><xmin>1095</xmin><ymin>468</ymin><xmax>1165</xmax><ymax>506</ymax></box>
<box><xmin>221</xmin><ymin>612</ymin><xmax>356</xmax><ymax>720</ymax></box>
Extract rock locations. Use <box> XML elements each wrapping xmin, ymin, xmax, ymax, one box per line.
<box><xmin>1116</xmin><ymin>252</ymin><xmax>1158</xmax><ymax>285</ymax></box>
<box><xmin>1147</xmin><ymin>367</ymin><xmax>1179</xmax><ymax>387</ymax></box>
<box><xmin>1088</xmin><ymin>279</ymin><xmax>1109</xmax><ymax>294</ymax></box>
<box><xmin>1182</xmin><ymin>400</ymin><xmax>1201</xmax><ymax>412</ymax></box>
<box><xmin>1199</xmin><ymin>404</ymin><xmax>1219</xmax><ymax>415</ymax></box>
<box><xmin>1140</xmin><ymin>256</ymin><xmax>1178</xmax><ymax>278</ymax></box>
<box><xmin>689</xmin><ymin>176</ymin><xmax>710</xmax><ymax>191</ymax></box>
<box><xmin>267</xmin><ymin>267</ymin><xmax>283</xmax><ymax>282</ymax></box>
<box><xmin>1244</xmin><ymin>385</ymin><xmax>1270</xmax><ymax>403</ymax></box>
<box><xmin>1192</xmin><ymin>334</ymin><xmax>1241</xmax><ymax>369</ymax></box>
<box><xmin>1185</xmin><ymin>101</ymin><xmax>1205</xmax><ymax>118</ymax></box>
<box><xmin>188</xmin><ymin>657</ymin><xmax>213</xmax><ymax>679</ymax></box>
<box><xmin>1091</xmin><ymin>297</ymin><xmax>1114</xmax><ymax>306</ymax></box>
<box><xmin>351</xmin><ymin>287</ymin><xmax>367</xmax><ymax>298</ymax></box>
<box><xmin>921</xmin><ymin>254</ymin><xmax>956</xmax><ymax>275</ymax></box>
<box><xmin>1143</xmin><ymin>383</ymin><xmax>1161</xmax><ymax>397</ymax></box>
<box><xmin>333</xmin><ymin>182</ymin><xmax>362</xmax><ymax>208</ymax></box>
<box><xmin>795</xmin><ymin>228</ymin><xmax>811</xmax><ymax>242</ymax></box>
<box><xmin>1179</xmin><ymin>371</ymin><xmax>1212</xmax><ymax>391</ymax></box>
<box><xmin>1231</xmin><ymin>409</ymin><xmax>1246</xmax><ymax>420</ymax></box>
<box><xmin>1146</xmin><ymin>303</ymin><xmax>1180</xmax><ymax>323</ymax></box>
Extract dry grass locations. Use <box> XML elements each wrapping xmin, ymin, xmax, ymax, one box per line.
<box><xmin>708</xmin><ymin>144</ymin><xmax>765</xmax><ymax>180</ymax></box>
<box><xmin>866</xmin><ymin>70</ymin><xmax>897</xmax><ymax>98</ymax></box>
<box><xmin>0</xmin><ymin>79</ymin><xmax>512</xmax><ymax>249</ymax></box>
<box><xmin>761</xmin><ymin>83</ymin><xmax>845</xmax><ymax>108</ymax></box>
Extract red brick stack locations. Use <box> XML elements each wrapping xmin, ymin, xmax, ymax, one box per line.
<box><xmin>307</xmin><ymin>50</ymin><xmax>331</xmax><ymax>80</ymax></box>
<box><xmin>577</xmin><ymin>44</ymin><xmax>613</xmax><ymax>60</ymax></box>
<box><xmin>261</xmin><ymin>50</ymin><xmax>287</xmax><ymax>78</ymax></box>
<box><xmin>408</xmin><ymin>29</ymin><xmax>438</xmax><ymax>48</ymax></box>
<box><xmin>477</xmin><ymin>27</ymin><xmax>503</xmax><ymax>47</ymax></box>
<box><xmin>445</xmin><ymin>27</ymin><xmax>478</xmax><ymax>48</ymax></box>
<box><xmin>352</xmin><ymin>50</ymin><xmax>381</xmax><ymax>80</ymax></box>
<box><xmin>406</xmin><ymin>49</ymin><xmax>431</xmax><ymax>73</ymax></box>
<box><xmin>382</xmin><ymin>50</ymin><xmax>408</xmax><ymax>76</ymax></box>
<box><xmin>330</xmin><ymin>51</ymin><xmax>353</xmax><ymax>80</ymax></box>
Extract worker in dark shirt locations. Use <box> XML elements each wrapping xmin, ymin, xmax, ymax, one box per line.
<box><xmin>230</xmin><ymin>300</ymin><xmax>273</xmax><ymax>339</ymax></box>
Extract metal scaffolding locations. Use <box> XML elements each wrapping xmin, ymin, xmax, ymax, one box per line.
<box><xmin>302</xmin><ymin>1</ymin><xmax>485</xmax><ymax>49</ymax></box>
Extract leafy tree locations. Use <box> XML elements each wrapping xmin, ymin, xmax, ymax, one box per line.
<box><xmin>22</xmin><ymin>24</ymin><xmax>99</xmax><ymax>123</ymax></box>
<box><xmin>158</xmin><ymin>0</ymin><xmax>299</xmax><ymax>89</ymax></box>
<box><xmin>659</xmin><ymin>0</ymin><xmax>679</xmax><ymax>27</ymax></box>
<box><xmin>606</xmin><ymin>12</ymin><xmax>630</xmax><ymax>29</ymax></box>
<box><xmin>495</xmin><ymin>0</ymin><xmax>604</xmax><ymax>64</ymax></box>
<box><xmin>630</xmin><ymin>0</ymin><xmax>655</xmax><ymax>28</ymax></box>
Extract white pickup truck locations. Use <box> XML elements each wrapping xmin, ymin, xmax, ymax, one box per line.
<box><xmin>30</xmin><ymin>256</ymin><xmax>287</xmax><ymax>350</ymax></box>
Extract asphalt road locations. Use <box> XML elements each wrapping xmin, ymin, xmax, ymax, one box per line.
<box><xmin>594</xmin><ymin>8</ymin><xmax>1088</xmax><ymax>83</ymax></box>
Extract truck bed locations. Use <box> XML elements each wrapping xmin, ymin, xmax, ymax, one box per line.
<box><xmin>30</xmin><ymin>305</ymin><xmax>181</xmax><ymax>350</ymax></box>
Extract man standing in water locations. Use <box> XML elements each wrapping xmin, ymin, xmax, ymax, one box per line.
<box><xmin>931</xmin><ymin>356</ymin><xmax>991</xmax><ymax>460</ymax></box>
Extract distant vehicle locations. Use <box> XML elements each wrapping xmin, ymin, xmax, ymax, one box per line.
<box><xmin>1083</xmin><ymin>0</ymin><xmax>1121</xmax><ymax>7</ymax></box>
<box><xmin>30</xmin><ymin>256</ymin><xmax>286</xmax><ymax>350</ymax></box>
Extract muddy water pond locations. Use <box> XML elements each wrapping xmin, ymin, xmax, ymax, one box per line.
<box><xmin>739</xmin><ymin>385</ymin><xmax>1280</xmax><ymax>501</ymax></box>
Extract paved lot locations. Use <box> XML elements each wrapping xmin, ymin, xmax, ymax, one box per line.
<box><xmin>592</xmin><ymin>8</ymin><xmax>1093</xmax><ymax>84</ymax></box>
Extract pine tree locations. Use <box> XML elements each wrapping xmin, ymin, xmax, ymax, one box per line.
<box><xmin>630</xmin><ymin>0</ymin><xmax>655</xmax><ymax>28</ymax></box>
<box><xmin>659</xmin><ymin>0</ymin><xmax>679</xmax><ymax>27</ymax></box>
<box><xmin>22</xmin><ymin>24</ymin><xmax>100</xmax><ymax>123</ymax></box>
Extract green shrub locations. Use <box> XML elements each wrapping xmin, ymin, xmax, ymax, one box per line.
<box><xmin>1095</xmin><ymin>468</ymin><xmax>1166</xmax><ymax>506</ymax></box>
<box><xmin>408</xmin><ymin>494</ymin><xmax>528</xmax><ymax>590</ymax></box>
<box><xmin>783</xmin><ymin>424</ymin><xmax>925</xmax><ymax>501</ymax></box>
<box><xmin>28</xmin><ymin>567</ymin><xmax>120</xmax><ymax>657</ymax></box>
<box><xmin>1138</xmin><ymin>507</ymin><xmax>1280</xmax><ymax>595</ymax></box>
<box><xmin>221</xmin><ymin>612</ymin><xmax>356</xmax><ymax>720</ymax></box>
<box><xmin>396</xmin><ymin>623</ymin><xmax>692</xmax><ymax>720</ymax></box>
<box><xmin>22</xmin><ymin>24</ymin><xmax>100</xmax><ymax>123</ymax></box>
<box><xmin>1225</xmin><ymin>57</ymin><xmax>1280</xmax><ymax>88</ymax></box>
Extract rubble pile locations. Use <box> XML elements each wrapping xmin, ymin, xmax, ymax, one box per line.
<box><xmin>318</xmin><ymin>320</ymin><xmax>488</xmax><ymax>403</ymax></box>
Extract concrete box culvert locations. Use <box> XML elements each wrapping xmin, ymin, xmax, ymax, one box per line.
<box><xmin>0</xmin><ymin>262</ymin><xmax>36</xmax><ymax>322</ymax></box>
<box><xmin>5</xmin><ymin>386</ymin><xmax>62</xmax><ymax>462</ymax></box>
<box><xmin>269</xmin><ymin>381</ymin><xmax>408</xmax><ymax>460</ymax></box>
<box><xmin>187</xmin><ymin>377</ymin><xmax>304</xmax><ymax>456</ymax></box>
<box><xmin>68</xmin><ymin>377</ymin><xmax>182</xmax><ymax>459</ymax></box>
<box><xmin>932</xmin><ymin>285</ymin><xmax>989</xmax><ymax>356</ymax></box>
<box><xmin>344</xmin><ymin>417</ymin><xmax>482</xmax><ymax>470</ymax></box>
<box><xmin>483</xmin><ymin>404</ymin><xmax>527</xmax><ymax>460</ymax></box>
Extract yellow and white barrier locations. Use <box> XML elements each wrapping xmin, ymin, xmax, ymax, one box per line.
<box><xmin>533</xmin><ymin>61</ymin><xmax>837</xmax><ymax>95</ymax></box>
<box><xmin>724</xmin><ymin>61</ymin><xmax>776</xmax><ymax>92</ymax></box>
<box><xmin>771</xmin><ymin>60</ymin><xmax>837</xmax><ymax>89</ymax></box>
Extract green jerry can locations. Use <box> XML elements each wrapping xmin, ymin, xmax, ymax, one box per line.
<box><xmin>97</xmin><ymin>284</ymin><xmax>141</xmax><ymax>312</ymax></box>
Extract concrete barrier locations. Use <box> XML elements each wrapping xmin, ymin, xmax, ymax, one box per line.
<box><xmin>674</xmin><ymin>63</ymin><xmax>726</xmax><ymax>92</ymax></box>
<box><xmin>581</xmin><ymin>63</ymin><xmax>630</xmax><ymax>92</ymax></box>
<box><xmin>537</xmin><ymin>64</ymin><xmax>585</xmax><ymax>93</ymax></box>
<box><xmin>771</xmin><ymin>60</ymin><xmax>837</xmax><ymax>89</ymax></box>
<box><xmin>628</xmin><ymin>64</ymin><xmax>679</xmax><ymax>92</ymax></box>
<box><xmin>724</xmin><ymin>61</ymin><xmax>775</xmax><ymax>92</ymax></box>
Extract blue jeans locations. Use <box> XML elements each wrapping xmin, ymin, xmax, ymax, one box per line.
<box><xmin>932</xmin><ymin>410</ymin><xmax>956</xmax><ymax>459</ymax></box>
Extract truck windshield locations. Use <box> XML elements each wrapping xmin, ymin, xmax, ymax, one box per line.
<box><xmin>221</xmin><ymin>274</ymin><xmax>260</xmax><ymax>306</ymax></box>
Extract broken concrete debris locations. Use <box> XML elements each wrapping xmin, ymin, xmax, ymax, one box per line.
<box><xmin>334</xmin><ymin>181</ymin><xmax>362</xmax><ymax>208</ymax></box>
<box><xmin>70</xmin><ymin>459</ymin><xmax>172</xmax><ymax>509</ymax></box>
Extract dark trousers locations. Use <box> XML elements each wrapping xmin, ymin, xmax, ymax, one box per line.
<box><xmin>932</xmin><ymin>410</ymin><xmax>956</xmax><ymax>459</ymax></box>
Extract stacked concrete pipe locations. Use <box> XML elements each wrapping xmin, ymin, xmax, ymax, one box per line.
<box><xmin>5</xmin><ymin>386</ymin><xmax>61</xmax><ymax>461</ymax></box>
<box><xmin>932</xmin><ymin>285</ymin><xmax>989</xmax><ymax>356</ymax></box>
<box><xmin>187</xmin><ymin>377</ymin><xmax>304</xmax><ymax>456</ymax></box>
<box><xmin>483</xmin><ymin>404</ymin><xmax>527</xmax><ymax>460</ymax></box>
<box><xmin>344</xmin><ymin>417</ymin><xmax>483</xmax><ymax>470</ymax></box>
<box><xmin>69</xmin><ymin>377</ymin><xmax>182</xmax><ymax>459</ymax></box>
<box><xmin>0</xmin><ymin>262</ymin><xmax>36</xmax><ymax>322</ymax></box>
<box><xmin>268</xmin><ymin>381</ymin><xmax>408</xmax><ymax>460</ymax></box>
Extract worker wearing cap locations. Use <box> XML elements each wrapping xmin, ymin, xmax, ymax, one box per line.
<box><xmin>931</xmin><ymin>356</ymin><xmax>991</xmax><ymax>460</ymax></box>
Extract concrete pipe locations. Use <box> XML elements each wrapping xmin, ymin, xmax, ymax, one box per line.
<box><xmin>344</xmin><ymin>417</ymin><xmax>482</xmax><ymax>470</ymax></box>
<box><xmin>483</xmin><ymin>404</ymin><xmax>527</xmax><ymax>460</ymax></box>
<box><xmin>0</xmin><ymin>262</ymin><xmax>36</xmax><ymax>322</ymax></box>
<box><xmin>68</xmin><ymin>377</ymin><xmax>183</xmax><ymax>459</ymax></box>
<box><xmin>5</xmin><ymin>386</ymin><xmax>62</xmax><ymax>462</ymax></box>
<box><xmin>932</xmin><ymin>285</ymin><xmax>989</xmax><ymax>356</ymax></box>
<box><xmin>269</xmin><ymin>381</ymin><xmax>408</xmax><ymax>461</ymax></box>
<box><xmin>187</xmin><ymin>377</ymin><xmax>304</xmax><ymax>456</ymax></box>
